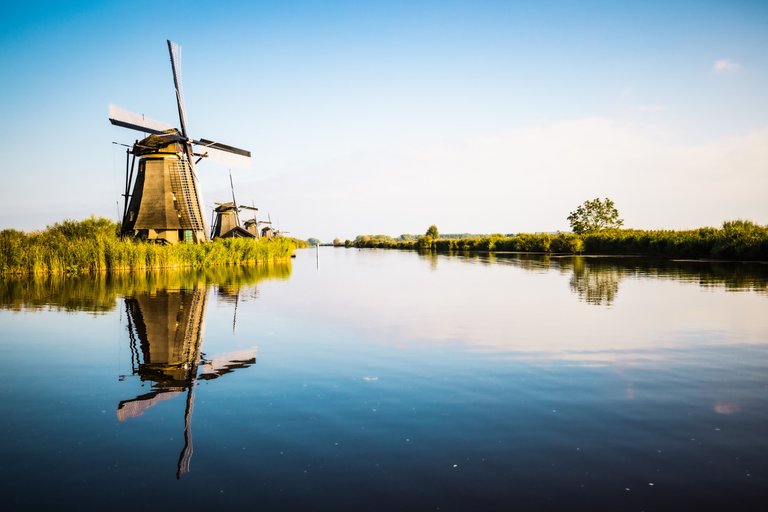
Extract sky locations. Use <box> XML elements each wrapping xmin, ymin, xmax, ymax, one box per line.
<box><xmin>0</xmin><ymin>0</ymin><xmax>766</xmax><ymax>241</ymax></box>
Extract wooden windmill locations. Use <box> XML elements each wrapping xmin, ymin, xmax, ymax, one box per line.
<box><xmin>243</xmin><ymin>202</ymin><xmax>270</xmax><ymax>238</ymax></box>
<box><xmin>210</xmin><ymin>170</ymin><xmax>258</xmax><ymax>239</ymax></box>
<box><xmin>110</xmin><ymin>40</ymin><xmax>251</xmax><ymax>244</ymax></box>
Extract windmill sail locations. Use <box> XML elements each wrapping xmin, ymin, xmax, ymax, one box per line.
<box><xmin>167</xmin><ymin>40</ymin><xmax>189</xmax><ymax>138</ymax></box>
<box><xmin>109</xmin><ymin>104</ymin><xmax>174</xmax><ymax>134</ymax></box>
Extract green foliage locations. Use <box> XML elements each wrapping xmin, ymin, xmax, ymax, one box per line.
<box><xmin>0</xmin><ymin>217</ymin><xmax>300</xmax><ymax>276</ymax></box>
<box><xmin>425</xmin><ymin>225</ymin><xmax>439</xmax><ymax>239</ymax></box>
<box><xmin>550</xmin><ymin>233</ymin><xmax>584</xmax><ymax>254</ymax></box>
<box><xmin>307</xmin><ymin>238</ymin><xmax>321</xmax><ymax>246</ymax></box>
<box><xmin>417</xmin><ymin>235</ymin><xmax>433</xmax><ymax>250</ymax></box>
<box><xmin>567</xmin><ymin>198</ymin><xmax>624</xmax><ymax>234</ymax></box>
<box><xmin>348</xmin><ymin>221</ymin><xmax>768</xmax><ymax>261</ymax></box>
<box><xmin>581</xmin><ymin>221</ymin><xmax>768</xmax><ymax>260</ymax></box>
<box><xmin>47</xmin><ymin>216</ymin><xmax>120</xmax><ymax>239</ymax></box>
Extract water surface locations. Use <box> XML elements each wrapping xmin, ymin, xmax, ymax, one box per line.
<box><xmin>1</xmin><ymin>250</ymin><xmax>767</xmax><ymax>511</ymax></box>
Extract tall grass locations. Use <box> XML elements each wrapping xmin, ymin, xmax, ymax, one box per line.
<box><xmin>349</xmin><ymin>220</ymin><xmax>768</xmax><ymax>261</ymax></box>
<box><xmin>0</xmin><ymin>217</ymin><xmax>302</xmax><ymax>276</ymax></box>
<box><xmin>581</xmin><ymin>221</ymin><xmax>768</xmax><ymax>260</ymax></box>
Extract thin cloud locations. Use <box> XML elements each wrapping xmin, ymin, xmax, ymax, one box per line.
<box><xmin>713</xmin><ymin>58</ymin><xmax>741</xmax><ymax>74</ymax></box>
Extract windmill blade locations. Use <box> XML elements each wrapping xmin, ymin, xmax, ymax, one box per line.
<box><xmin>193</xmin><ymin>138</ymin><xmax>251</xmax><ymax>158</ymax></box>
<box><xmin>238</xmin><ymin>205</ymin><xmax>258</xmax><ymax>211</ymax></box>
<box><xmin>167</xmin><ymin>40</ymin><xmax>189</xmax><ymax>138</ymax></box>
<box><xmin>228</xmin><ymin>170</ymin><xmax>238</xmax><ymax>206</ymax></box>
<box><xmin>108</xmin><ymin>104</ymin><xmax>174</xmax><ymax>135</ymax></box>
<box><xmin>193</xmin><ymin>140</ymin><xmax>251</xmax><ymax>168</ymax></box>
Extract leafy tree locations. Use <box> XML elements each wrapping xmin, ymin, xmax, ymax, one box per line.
<box><xmin>567</xmin><ymin>198</ymin><xmax>624</xmax><ymax>234</ymax></box>
<box><xmin>425</xmin><ymin>225</ymin><xmax>439</xmax><ymax>239</ymax></box>
<box><xmin>307</xmin><ymin>238</ymin><xmax>320</xmax><ymax>246</ymax></box>
<box><xmin>333</xmin><ymin>237</ymin><xmax>341</xmax><ymax>246</ymax></box>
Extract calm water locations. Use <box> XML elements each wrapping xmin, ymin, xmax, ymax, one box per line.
<box><xmin>1</xmin><ymin>249</ymin><xmax>767</xmax><ymax>511</ymax></box>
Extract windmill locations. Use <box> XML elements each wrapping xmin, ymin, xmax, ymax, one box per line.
<box><xmin>255</xmin><ymin>213</ymin><xmax>276</xmax><ymax>239</ymax></box>
<box><xmin>271</xmin><ymin>214</ymin><xmax>290</xmax><ymax>238</ymax></box>
<box><xmin>210</xmin><ymin>170</ymin><xmax>258</xmax><ymax>239</ymax></box>
<box><xmin>110</xmin><ymin>40</ymin><xmax>251</xmax><ymax>244</ymax></box>
<box><xmin>243</xmin><ymin>200</ymin><xmax>262</xmax><ymax>237</ymax></box>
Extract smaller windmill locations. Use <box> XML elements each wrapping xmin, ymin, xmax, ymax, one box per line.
<box><xmin>253</xmin><ymin>213</ymin><xmax>276</xmax><ymax>239</ymax></box>
<box><xmin>210</xmin><ymin>170</ymin><xmax>258</xmax><ymax>239</ymax></box>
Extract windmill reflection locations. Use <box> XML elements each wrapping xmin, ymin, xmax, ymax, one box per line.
<box><xmin>118</xmin><ymin>286</ymin><xmax>256</xmax><ymax>478</ymax></box>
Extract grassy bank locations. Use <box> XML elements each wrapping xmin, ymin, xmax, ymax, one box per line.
<box><xmin>0</xmin><ymin>217</ymin><xmax>305</xmax><ymax>276</ymax></box>
<box><xmin>345</xmin><ymin>220</ymin><xmax>768</xmax><ymax>261</ymax></box>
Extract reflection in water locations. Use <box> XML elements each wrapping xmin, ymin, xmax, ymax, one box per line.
<box><xmin>568</xmin><ymin>257</ymin><xmax>621</xmax><ymax>305</ymax></box>
<box><xmin>0</xmin><ymin>264</ymin><xmax>293</xmax><ymax>478</ymax></box>
<box><xmin>421</xmin><ymin>252</ymin><xmax>768</xmax><ymax>306</ymax></box>
<box><xmin>118</xmin><ymin>285</ymin><xmax>257</xmax><ymax>478</ymax></box>
<box><xmin>0</xmin><ymin>263</ymin><xmax>292</xmax><ymax>313</ymax></box>
<box><xmin>2</xmin><ymin>250</ymin><xmax>768</xmax><ymax>510</ymax></box>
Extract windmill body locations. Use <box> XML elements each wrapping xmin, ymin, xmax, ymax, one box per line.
<box><xmin>122</xmin><ymin>131</ymin><xmax>208</xmax><ymax>243</ymax></box>
<box><xmin>211</xmin><ymin>202</ymin><xmax>256</xmax><ymax>239</ymax></box>
<box><xmin>110</xmin><ymin>40</ymin><xmax>251</xmax><ymax>244</ymax></box>
<box><xmin>210</xmin><ymin>170</ymin><xmax>259</xmax><ymax>239</ymax></box>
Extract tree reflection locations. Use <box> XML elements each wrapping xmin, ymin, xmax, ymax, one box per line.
<box><xmin>568</xmin><ymin>257</ymin><xmax>622</xmax><ymax>306</ymax></box>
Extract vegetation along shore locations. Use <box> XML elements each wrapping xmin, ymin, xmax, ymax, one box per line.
<box><xmin>345</xmin><ymin>221</ymin><xmax>768</xmax><ymax>261</ymax></box>
<box><xmin>0</xmin><ymin>217</ymin><xmax>306</xmax><ymax>276</ymax></box>
<box><xmin>340</xmin><ymin>199</ymin><xmax>768</xmax><ymax>261</ymax></box>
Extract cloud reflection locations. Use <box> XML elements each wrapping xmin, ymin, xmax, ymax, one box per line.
<box><xmin>713</xmin><ymin>402</ymin><xmax>741</xmax><ymax>414</ymax></box>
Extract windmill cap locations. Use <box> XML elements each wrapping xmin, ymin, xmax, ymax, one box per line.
<box><xmin>133</xmin><ymin>129</ymin><xmax>184</xmax><ymax>156</ymax></box>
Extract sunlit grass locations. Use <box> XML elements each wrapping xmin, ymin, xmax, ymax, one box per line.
<box><xmin>0</xmin><ymin>217</ymin><xmax>305</xmax><ymax>276</ymax></box>
<box><xmin>350</xmin><ymin>220</ymin><xmax>768</xmax><ymax>261</ymax></box>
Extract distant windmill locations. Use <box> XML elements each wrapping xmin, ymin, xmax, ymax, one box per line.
<box><xmin>272</xmin><ymin>214</ymin><xmax>289</xmax><ymax>238</ymax></box>
<box><xmin>210</xmin><ymin>170</ymin><xmax>258</xmax><ymax>239</ymax></box>
<box><xmin>257</xmin><ymin>213</ymin><xmax>276</xmax><ymax>239</ymax></box>
<box><xmin>110</xmin><ymin>40</ymin><xmax>251</xmax><ymax>244</ymax></box>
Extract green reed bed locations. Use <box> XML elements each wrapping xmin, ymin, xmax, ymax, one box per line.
<box><xmin>350</xmin><ymin>232</ymin><xmax>584</xmax><ymax>254</ymax></box>
<box><xmin>580</xmin><ymin>221</ymin><xmax>768</xmax><ymax>260</ymax></box>
<box><xmin>349</xmin><ymin>220</ymin><xmax>768</xmax><ymax>261</ymax></box>
<box><xmin>0</xmin><ymin>217</ymin><xmax>303</xmax><ymax>276</ymax></box>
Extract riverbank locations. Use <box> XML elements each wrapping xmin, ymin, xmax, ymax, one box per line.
<box><xmin>345</xmin><ymin>221</ymin><xmax>768</xmax><ymax>261</ymax></box>
<box><xmin>0</xmin><ymin>217</ymin><xmax>306</xmax><ymax>276</ymax></box>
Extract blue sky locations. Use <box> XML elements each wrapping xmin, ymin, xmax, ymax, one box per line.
<box><xmin>0</xmin><ymin>0</ymin><xmax>766</xmax><ymax>241</ymax></box>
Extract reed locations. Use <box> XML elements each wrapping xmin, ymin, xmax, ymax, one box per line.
<box><xmin>349</xmin><ymin>221</ymin><xmax>768</xmax><ymax>261</ymax></box>
<box><xmin>0</xmin><ymin>217</ymin><xmax>303</xmax><ymax>276</ymax></box>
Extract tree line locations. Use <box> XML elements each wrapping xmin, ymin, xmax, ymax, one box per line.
<box><xmin>333</xmin><ymin>198</ymin><xmax>768</xmax><ymax>261</ymax></box>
